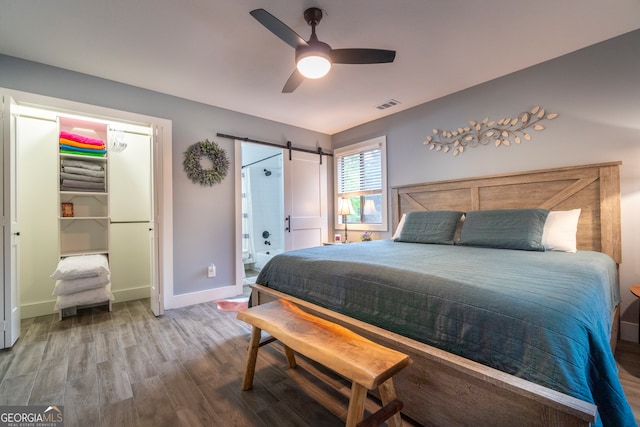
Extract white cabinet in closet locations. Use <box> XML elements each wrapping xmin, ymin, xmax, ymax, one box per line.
<box><xmin>108</xmin><ymin>129</ymin><xmax>153</xmax><ymax>298</ymax></box>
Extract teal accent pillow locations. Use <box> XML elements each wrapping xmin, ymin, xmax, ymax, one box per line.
<box><xmin>458</xmin><ymin>208</ymin><xmax>550</xmax><ymax>251</ymax></box>
<box><xmin>397</xmin><ymin>211</ymin><xmax>465</xmax><ymax>244</ymax></box>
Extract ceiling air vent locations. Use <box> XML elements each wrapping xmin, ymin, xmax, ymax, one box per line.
<box><xmin>376</xmin><ymin>99</ymin><xmax>401</xmax><ymax>110</ymax></box>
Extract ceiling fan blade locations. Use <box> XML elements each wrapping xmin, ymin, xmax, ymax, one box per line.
<box><xmin>250</xmin><ymin>9</ymin><xmax>308</xmax><ymax>49</ymax></box>
<box><xmin>331</xmin><ymin>48</ymin><xmax>396</xmax><ymax>64</ymax></box>
<box><xmin>282</xmin><ymin>69</ymin><xmax>305</xmax><ymax>93</ymax></box>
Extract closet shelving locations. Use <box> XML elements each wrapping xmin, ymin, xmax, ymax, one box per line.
<box><xmin>59</xmin><ymin>190</ymin><xmax>109</xmax><ymax>256</ymax></box>
<box><xmin>58</xmin><ymin>117</ymin><xmax>109</xmax><ymax>257</ymax></box>
<box><xmin>56</xmin><ymin>116</ymin><xmax>112</xmax><ymax>319</ymax></box>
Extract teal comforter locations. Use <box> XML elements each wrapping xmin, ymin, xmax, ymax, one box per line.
<box><xmin>255</xmin><ymin>240</ymin><xmax>635</xmax><ymax>426</ymax></box>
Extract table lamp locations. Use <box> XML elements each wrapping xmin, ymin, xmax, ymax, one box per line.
<box><xmin>337</xmin><ymin>198</ymin><xmax>355</xmax><ymax>243</ymax></box>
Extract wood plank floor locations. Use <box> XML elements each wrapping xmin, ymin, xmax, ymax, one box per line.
<box><xmin>0</xmin><ymin>298</ymin><xmax>639</xmax><ymax>426</ymax></box>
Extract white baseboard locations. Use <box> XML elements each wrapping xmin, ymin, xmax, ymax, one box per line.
<box><xmin>164</xmin><ymin>284</ymin><xmax>244</xmax><ymax>310</ymax></box>
<box><xmin>113</xmin><ymin>286</ymin><xmax>150</xmax><ymax>302</ymax></box>
<box><xmin>21</xmin><ymin>301</ymin><xmax>56</xmax><ymax>319</ymax></box>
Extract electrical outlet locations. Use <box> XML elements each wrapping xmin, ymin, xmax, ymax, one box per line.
<box><xmin>207</xmin><ymin>264</ymin><xmax>216</xmax><ymax>278</ymax></box>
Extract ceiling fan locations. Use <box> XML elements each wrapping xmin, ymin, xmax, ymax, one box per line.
<box><xmin>250</xmin><ymin>7</ymin><xmax>396</xmax><ymax>93</ymax></box>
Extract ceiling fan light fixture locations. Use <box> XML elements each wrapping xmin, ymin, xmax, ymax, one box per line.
<box><xmin>297</xmin><ymin>55</ymin><xmax>331</xmax><ymax>79</ymax></box>
<box><xmin>250</xmin><ymin>8</ymin><xmax>396</xmax><ymax>92</ymax></box>
<box><xmin>296</xmin><ymin>41</ymin><xmax>332</xmax><ymax>79</ymax></box>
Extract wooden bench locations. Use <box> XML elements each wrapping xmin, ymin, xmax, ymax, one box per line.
<box><xmin>237</xmin><ymin>299</ymin><xmax>413</xmax><ymax>427</ymax></box>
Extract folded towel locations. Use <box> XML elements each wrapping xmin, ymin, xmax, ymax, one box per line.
<box><xmin>59</xmin><ymin>131</ymin><xmax>105</xmax><ymax>147</ymax></box>
<box><xmin>60</xmin><ymin>145</ymin><xmax>107</xmax><ymax>155</ymax></box>
<box><xmin>61</xmin><ymin>159</ymin><xmax>104</xmax><ymax>171</ymax></box>
<box><xmin>61</xmin><ymin>179</ymin><xmax>105</xmax><ymax>190</ymax></box>
<box><xmin>60</xmin><ymin>148</ymin><xmax>105</xmax><ymax>157</ymax></box>
<box><xmin>60</xmin><ymin>172</ymin><xmax>105</xmax><ymax>183</ymax></box>
<box><xmin>60</xmin><ymin>138</ymin><xmax>105</xmax><ymax>150</ymax></box>
<box><xmin>62</xmin><ymin>166</ymin><xmax>105</xmax><ymax>178</ymax></box>
<box><xmin>60</xmin><ymin>185</ymin><xmax>104</xmax><ymax>192</ymax></box>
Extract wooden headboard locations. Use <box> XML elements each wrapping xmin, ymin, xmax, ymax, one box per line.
<box><xmin>391</xmin><ymin>162</ymin><xmax>622</xmax><ymax>263</ymax></box>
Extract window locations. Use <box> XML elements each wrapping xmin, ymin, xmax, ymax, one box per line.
<box><xmin>334</xmin><ymin>136</ymin><xmax>387</xmax><ymax>232</ymax></box>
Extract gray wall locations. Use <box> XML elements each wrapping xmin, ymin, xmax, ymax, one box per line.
<box><xmin>0</xmin><ymin>54</ymin><xmax>331</xmax><ymax>295</ymax></box>
<box><xmin>3</xmin><ymin>29</ymin><xmax>640</xmax><ymax>336</ymax></box>
<box><xmin>332</xmin><ymin>30</ymin><xmax>640</xmax><ymax>335</ymax></box>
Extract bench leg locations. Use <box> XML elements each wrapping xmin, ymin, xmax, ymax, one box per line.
<box><xmin>378</xmin><ymin>378</ymin><xmax>402</xmax><ymax>427</ymax></box>
<box><xmin>346</xmin><ymin>382</ymin><xmax>368</xmax><ymax>427</ymax></box>
<box><xmin>242</xmin><ymin>326</ymin><xmax>262</xmax><ymax>390</ymax></box>
<box><xmin>283</xmin><ymin>345</ymin><xmax>297</xmax><ymax>368</ymax></box>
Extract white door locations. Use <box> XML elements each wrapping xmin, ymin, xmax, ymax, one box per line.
<box><xmin>17</xmin><ymin>114</ymin><xmax>59</xmax><ymax>320</ymax></box>
<box><xmin>110</xmin><ymin>222</ymin><xmax>151</xmax><ymax>303</ymax></box>
<box><xmin>283</xmin><ymin>150</ymin><xmax>328</xmax><ymax>250</ymax></box>
<box><xmin>2</xmin><ymin>95</ymin><xmax>20</xmax><ymax>348</ymax></box>
<box><xmin>109</xmin><ymin>130</ymin><xmax>151</xmax><ymax>222</ymax></box>
<box><xmin>108</xmin><ymin>127</ymin><xmax>162</xmax><ymax>315</ymax></box>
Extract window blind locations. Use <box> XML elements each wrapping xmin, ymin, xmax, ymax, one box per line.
<box><xmin>337</xmin><ymin>147</ymin><xmax>382</xmax><ymax>196</ymax></box>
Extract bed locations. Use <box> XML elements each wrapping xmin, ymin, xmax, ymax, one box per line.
<box><xmin>251</xmin><ymin>162</ymin><xmax>634</xmax><ymax>426</ymax></box>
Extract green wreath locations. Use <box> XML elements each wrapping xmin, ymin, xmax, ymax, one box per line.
<box><xmin>183</xmin><ymin>139</ymin><xmax>229</xmax><ymax>186</ymax></box>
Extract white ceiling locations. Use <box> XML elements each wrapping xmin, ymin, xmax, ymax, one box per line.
<box><xmin>1</xmin><ymin>1</ymin><xmax>639</xmax><ymax>135</ymax></box>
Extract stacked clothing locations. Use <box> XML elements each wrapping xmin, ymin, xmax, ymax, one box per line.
<box><xmin>59</xmin><ymin>131</ymin><xmax>107</xmax><ymax>157</ymax></box>
<box><xmin>51</xmin><ymin>254</ymin><xmax>114</xmax><ymax>312</ymax></box>
<box><xmin>60</xmin><ymin>158</ymin><xmax>106</xmax><ymax>192</ymax></box>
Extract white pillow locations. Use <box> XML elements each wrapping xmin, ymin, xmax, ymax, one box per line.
<box><xmin>51</xmin><ymin>254</ymin><xmax>110</xmax><ymax>280</ymax></box>
<box><xmin>542</xmin><ymin>209</ymin><xmax>581</xmax><ymax>252</ymax></box>
<box><xmin>54</xmin><ymin>284</ymin><xmax>113</xmax><ymax>310</ymax></box>
<box><xmin>52</xmin><ymin>274</ymin><xmax>111</xmax><ymax>296</ymax></box>
<box><xmin>392</xmin><ymin>214</ymin><xmax>407</xmax><ymax>240</ymax></box>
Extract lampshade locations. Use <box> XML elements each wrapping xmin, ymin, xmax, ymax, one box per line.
<box><xmin>296</xmin><ymin>41</ymin><xmax>332</xmax><ymax>79</ymax></box>
<box><xmin>337</xmin><ymin>198</ymin><xmax>355</xmax><ymax>216</ymax></box>
<box><xmin>363</xmin><ymin>199</ymin><xmax>377</xmax><ymax>215</ymax></box>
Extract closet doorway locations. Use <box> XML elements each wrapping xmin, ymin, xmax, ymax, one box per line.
<box><xmin>1</xmin><ymin>88</ymin><xmax>173</xmax><ymax>347</ymax></box>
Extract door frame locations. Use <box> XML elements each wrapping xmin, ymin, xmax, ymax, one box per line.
<box><xmin>1</xmin><ymin>87</ymin><xmax>173</xmax><ymax>318</ymax></box>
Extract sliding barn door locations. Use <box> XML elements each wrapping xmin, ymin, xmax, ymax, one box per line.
<box><xmin>283</xmin><ymin>150</ymin><xmax>328</xmax><ymax>250</ymax></box>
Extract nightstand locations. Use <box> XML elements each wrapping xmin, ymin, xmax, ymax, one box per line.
<box><xmin>630</xmin><ymin>285</ymin><xmax>640</xmax><ymax>342</ymax></box>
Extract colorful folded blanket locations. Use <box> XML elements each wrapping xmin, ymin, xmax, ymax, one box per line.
<box><xmin>60</xmin><ymin>138</ymin><xmax>105</xmax><ymax>150</ymax></box>
<box><xmin>60</xmin><ymin>145</ymin><xmax>107</xmax><ymax>155</ymax></box>
<box><xmin>59</xmin><ymin>131</ymin><xmax>104</xmax><ymax>147</ymax></box>
<box><xmin>60</xmin><ymin>149</ymin><xmax>106</xmax><ymax>157</ymax></box>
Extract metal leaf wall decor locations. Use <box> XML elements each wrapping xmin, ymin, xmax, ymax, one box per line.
<box><xmin>423</xmin><ymin>106</ymin><xmax>558</xmax><ymax>157</ymax></box>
